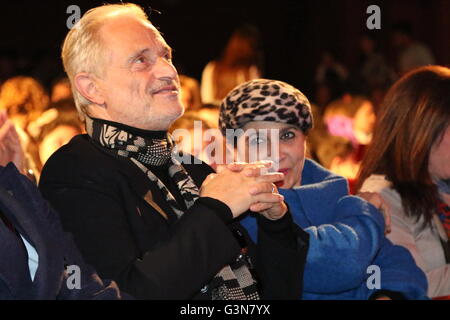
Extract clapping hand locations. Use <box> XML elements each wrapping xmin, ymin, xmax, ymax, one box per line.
<box><xmin>0</xmin><ymin>110</ymin><xmax>25</xmax><ymax>172</ymax></box>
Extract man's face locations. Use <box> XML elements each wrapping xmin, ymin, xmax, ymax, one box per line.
<box><xmin>93</xmin><ymin>17</ymin><xmax>183</xmax><ymax>130</ymax></box>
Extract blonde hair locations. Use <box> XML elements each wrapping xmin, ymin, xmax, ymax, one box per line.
<box><xmin>61</xmin><ymin>3</ymin><xmax>149</xmax><ymax>121</ymax></box>
<box><xmin>0</xmin><ymin>76</ymin><xmax>49</xmax><ymax>122</ymax></box>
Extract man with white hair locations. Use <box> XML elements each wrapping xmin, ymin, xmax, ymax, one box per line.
<box><xmin>39</xmin><ymin>3</ymin><xmax>308</xmax><ymax>299</ymax></box>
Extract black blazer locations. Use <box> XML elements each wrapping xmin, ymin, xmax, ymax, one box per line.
<box><xmin>39</xmin><ymin>134</ymin><xmax>308</xmax><ymax>299</ymax></box>
<box><xmin>0</xmin><ymin>163</ymin><xmax>121</xmax><ymax>299</ymax></box>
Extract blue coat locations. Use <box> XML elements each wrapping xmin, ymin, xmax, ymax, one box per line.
<box><xmin>240</xmin><ymin>159</ymin><xmax>428</xmax><ymax>299</ymax></box>
<box><xmin>0</xmin><ymin>163</ymin><xmax>122</xmax><ymax>299</ymax></box>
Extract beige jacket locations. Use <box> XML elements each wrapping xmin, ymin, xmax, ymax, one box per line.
<box><xmin>361</xmin><ymin>175</ymin><xmax>450</xmax><ymax>298</ymax></box>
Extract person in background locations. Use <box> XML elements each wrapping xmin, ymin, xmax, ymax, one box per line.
<box><xmin>179</xmin><ymin>75</ymin><xmax>202</xmax><ymax>111</ymax></box>
<box><xmin>306</xmin><ymin>103</ymin><xmax>354</xmax><ymax>173</ymax></box>
<box><xmin>24</xmin><ymin>99</ymin><xmax>83</xmax><ymax>179</ymax></box>
<box><xmin>392</xmin><ymin>22</ymin><xmax>435</xmax><ymax>75</ymax></box>
<box><xmin>50</xmin><ymin>77</ymin><xmax>73</xmax><ymax>103</ymax></box>
<box><xmin>356</xmin><ymin>32</ymin><xmax>396</xmax><ymax>95</ymax></box>
<box><xmin>0</xmin><ymin>110</ymin><xmax>123</xmax><ymax>299</ymax></box>
<box><xmin>35</xmin><ymin>106</ymin><xmax>83</xmax><ymax>170</ymax></box>
<box><xmin>358</xmin><ymin>66</ymin><xmax>450</xmax><ymax>298</ymax></box>
<box><xmin>321</xmin><ymin>93</ymin><xmax>376</xmax><ymax>191</ymax></box>
<box><xmin>197</xmin><ymin>103</ymin><xmax>220</xmax><ymax>129</ymax></box>
<box><xmin>315</xmin><ymin>50</ymin><xmax>348</xmax><ymax>87</ymax></box>
<box><xmin>0</xmin><ymin>76</ymin><xmax>49</xmax><ymax>180</ymax></box>
<box><xmin>0</xmin><ymin>76</ymin><xmax>49</xmax><ymax>134</ymax></box>
<box><xmin>201</xmin><ymin>24</ymin><xmax>263</xmax><ymax>105</ymax></box>
<box><xmin>219</xmin><ymin>78</ymin><xmax>428</xmax><ymax>300</ymax></box>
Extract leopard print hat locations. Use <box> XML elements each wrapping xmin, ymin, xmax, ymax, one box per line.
<box><xmin>219</xmin><ymin>79</ymin><xmax>313</xmax><ymax>135</ymax></box>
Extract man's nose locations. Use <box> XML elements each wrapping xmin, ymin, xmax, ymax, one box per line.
<box><xmin>154</xmin><ymin>57</ymin><xmax>178</xmax><ymax>80</ymax></box>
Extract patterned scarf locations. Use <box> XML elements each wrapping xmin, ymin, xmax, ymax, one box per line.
<box><xmin>85</xmin><ymin>117</ymin><xmax>259</xmax><ymax>300</ymax></box>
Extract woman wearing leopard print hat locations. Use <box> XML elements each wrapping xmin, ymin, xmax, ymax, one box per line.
<box><xmin>219</xmin><ymin>79</ymin><xmax>427</xmax><ymax>300</ymax></box>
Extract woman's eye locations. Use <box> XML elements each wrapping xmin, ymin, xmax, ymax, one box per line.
<box><xmin>249</xmin><ymin>136</ymin><xmax>266</xmax><ymax>145</ymax></box>
<box><xmin>281</xmin><ymin>131</ymin><xmax>295</xmax><ymax>140</ymax></box>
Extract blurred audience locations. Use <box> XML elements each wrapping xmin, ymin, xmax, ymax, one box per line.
<box><xmin>196</xmin><ymin>103</ymin><xmax>220</xmax><ymax>129</ymax></box>
<box><xmin>31</xmin><ymin>102</ymin><xmax>83</xmax><ymax>171</ymax></box>
<box><xmin>170</xmin><ymin>106</ymin><xmax>225</xmax><ymax>170</ymax></box>
<box><xmin>0</xmin><ymin>76</ymin><xmax>49</xmax><ymax>180</ymax></box>
<box><xmin>50</xmin><ymin>77</ymin><xmax>73</xmax><ymax>103</ymax></box>
<box><xmin>320</xmin><ymin>94</ymin><xmax>375</xmax><ymax>189</ymax></box>
<box><xmin>179</xmin><ymin>75</ymin><xmax>202</xmax><ymax>111</ymax></box>
<box><xmin>356</xmin><ymin>32</ymin><xmax>396</xmax><ymax>94</ymax></box>
<box><xmin>315</xmin><ymin>50</ymin><xmax>348</xmax><ymax>87</ymax></box>
<box><xmin>392</xmin><ymin>22</ymin><xmax>435</xmax><ymax>75</ymax></box>
<box><xmin>201</xmin><ymin>24</ymin><xmax>263</xmax><ymax>104</ymax></box>
<box><xmin>0</xmin><ymin>76</ymin><xmax>49</xmax><ymax>133</ymax></box>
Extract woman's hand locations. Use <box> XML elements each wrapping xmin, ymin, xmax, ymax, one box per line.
<box><xmin>223</xmin><ymin>161</ymin><xmax>288</xmax><ymax>220</ymax></box>
<box><xmin>358</xmin><ymin>191</ymin><xmax>391</xmax><ymax>234</ymax></box>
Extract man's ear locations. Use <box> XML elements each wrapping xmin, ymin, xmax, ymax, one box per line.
<box><xmin>74</xmin><ymin>72</ymin><xmax>105</xmax><ymax>105</ymax></box>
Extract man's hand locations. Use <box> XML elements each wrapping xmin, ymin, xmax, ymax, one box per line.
<box><xmin>0</xmin><ymin>110</ymin><xmax>24</xmax><ymax>172</ymax></box>
<box><xmin>200</xmin><ymin>161</ymin><xmax>285</xmax><ymax>219</ymax></box>
<box><xmin>230</xmin><ymin>162</ymin><xmax>288</xmax><ymax>220</ymax></box>
<box><xmin>205</xmin><ymin>161</ymin><xmax>288</xmax><ymax>220</ymax></box>
<box><xmin>358</xmin><ymin>191</ymin><xmax>391</xmax><ymax>234</ymax></box>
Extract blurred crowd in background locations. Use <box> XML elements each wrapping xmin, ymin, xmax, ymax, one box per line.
<box><xmin>0</xmin><ymin>20</ymin><xmax>438</xmax><ymax>191</ymax></box>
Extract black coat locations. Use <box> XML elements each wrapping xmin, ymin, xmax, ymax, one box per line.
<box><xmin>0</xmin><ymin>163</ymin><xmax>121</xmax><ymax>299</ymax></box>
<box><xmin>39</xmin><ymin>134</ymin><xmax>308</xmax><ymax>299</ymax></box>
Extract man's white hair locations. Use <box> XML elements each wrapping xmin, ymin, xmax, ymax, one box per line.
<box><xmin>61</xmin><ymin>3</ymin><xmax>149</xmax><ymax>121</ymax></box>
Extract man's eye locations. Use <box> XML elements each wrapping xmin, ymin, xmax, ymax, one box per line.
<box><xmin>135</xmin><ymin>56</ymin><xmax>147</xmax><ymax>64</ymax></box>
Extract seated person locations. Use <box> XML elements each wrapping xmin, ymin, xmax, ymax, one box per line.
<box><xmin>219</xmin><ymin>78</ymin><xmax>428</xmax><ymax>299</ymax></box>
<box><xmin>0</xmin><ymin>110</ymin><xmax>121</xmax><ymax>299</ymax></box>
<box><xmin>358</xmin><ymin>66</ymin><xmax>450</xmax><ymax>298</ymax></box>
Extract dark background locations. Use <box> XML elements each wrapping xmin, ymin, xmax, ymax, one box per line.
<box><xmin>1</xmin><ymin>0</ymin><xmax>449</xmax><ymax>97</ymax></box>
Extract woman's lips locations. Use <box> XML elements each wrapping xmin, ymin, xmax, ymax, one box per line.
<box><xmin>276</xmin><ymin>169</ymin><xmax>289</xmax><ymax>188</ymax></box>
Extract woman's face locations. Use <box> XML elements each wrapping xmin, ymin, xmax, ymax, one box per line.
<box><xmin>429</xmin><ymin>125</ymin><xmax>450</xmax><ymax>183</ymax></box>
<box><xmin>237</xmin><ymin>121</ymin><xmax>306</xmax><ymax>189</ymax></box>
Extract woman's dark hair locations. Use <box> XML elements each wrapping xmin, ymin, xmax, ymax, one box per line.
<box><xmin>356</xmin><ymin>66</ymin><xmax>450</xmax><ymax>225</ymax></box>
